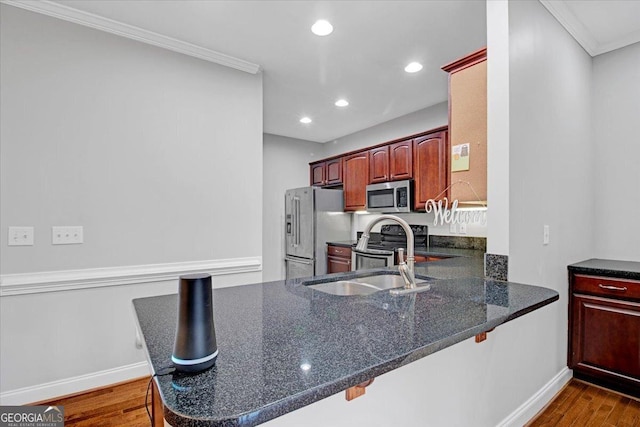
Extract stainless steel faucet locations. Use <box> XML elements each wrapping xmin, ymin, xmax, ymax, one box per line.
<box><xmin>355</xmin><ymin>215</ymin><xmax>417</xmax><ymax>290</ymax></box>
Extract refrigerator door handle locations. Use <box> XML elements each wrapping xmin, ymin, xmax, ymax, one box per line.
<box><xmin>291</xmin><ymin>196</ymin><xmax>297</xmax><ymax>247</ymax></box>
<box><xmin>296</xmin><ymin>198</ymin><xmax>301</xmax><ymax>246</ymax></box>
<box><xmin>285</xmin><ymin>256</ymin><xmax>313</xmax><ymax>265</ymax></box>
<box><xmin>292</xmin><ymin>197</ymin><xmax>300</xmax><ymax>247</ymax></box>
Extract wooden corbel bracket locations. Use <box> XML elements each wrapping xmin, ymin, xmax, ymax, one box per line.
<box><xmin>475</xmin><ymin>328</ymin><xmax>495</xmax><ymax>343</ymax></box>
<box><xmin>345</xmin><ymin>379</ymin><xmax>375</xmax><ymax>401</ymax></box>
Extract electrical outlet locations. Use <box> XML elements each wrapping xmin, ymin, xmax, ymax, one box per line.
<box><xmin>449</xmin><ymin>223</ymin><xmax>457</xmax><ymax>234</ymax></box>
<box><xmin>52</xmin><ymin>226</ymin><xmax>83</xmax><ymax>245</ymax></box>
<box><xmin>8</xmin><ymin>227</ymin><xmax>34</xmax><ymax>246</ymax></box>
<box><xmin>543</xmin><ymin>225</ymin><xmax>550</xmax><ymax>245</ymax></box>
<box><xmin>459</xmin><ymin>223</ymin><xmax>467</xmax><ymax>234</ymax></box>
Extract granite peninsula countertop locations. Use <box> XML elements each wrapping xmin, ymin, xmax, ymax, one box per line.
<box><xmin>133</xmin><ymin>254</ymin><xmax>558</xmax><ymax>427</ymax></box>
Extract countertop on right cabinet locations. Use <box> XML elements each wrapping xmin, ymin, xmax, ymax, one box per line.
<box><xmin>568</xmin><ymin>258</ymin><xmax>640</xmax><ymax>280</ymax></box>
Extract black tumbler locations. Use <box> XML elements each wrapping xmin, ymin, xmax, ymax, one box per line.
<box><xmin>172</xmin><ymin>273</ymin><xmax>218</xmax><ymax>373</ymax></box>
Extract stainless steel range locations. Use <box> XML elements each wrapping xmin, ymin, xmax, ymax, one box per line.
<box><xmin>352</xmin><ymin>224</ymin><xmax>428</xmax><ymax>271</ymax></box>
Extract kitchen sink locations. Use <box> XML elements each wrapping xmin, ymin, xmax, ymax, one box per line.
<box><xmin>304</xmin><ymin>273</ymin><xmax>431</xmax><ymax>296</ymax></box>
<box><xmin>307</xmin><ymin>281</ymin><xmax>381</xmax><ymax>296</ymax></box>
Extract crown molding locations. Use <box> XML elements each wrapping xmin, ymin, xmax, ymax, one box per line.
<box><xmin>540</xmin><ymin>0</ymin><xmax>598</xmax><ymax>56</ymax></box>
<box><xmin>442</xmin><ymin>47</ymin><xmax>487</xmax><ymax>73</ymax></box>
<box><xmin>539</xmin><ymin>0</ymin><xmax>640</xmax><ymax>57</ymax></box>
<box><xmin>541</xmin><ymin>0</ymin><xmax>640</xmax><ymax>56</ymax></box>
<box><xmin>1</xmin><ymin>0</ymin><xmax>261</xmax><ymax>74</ymax></box>
<box><xmin>593</xmin><ymin>29</ymin><xmax>640</xmax><ymax>57</ymax></box>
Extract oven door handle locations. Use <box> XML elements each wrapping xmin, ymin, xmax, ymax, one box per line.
<box><xmin>285</xmin><ymin>256</ymin><xmax>313</xmax><ymax>265</ymax></box>
<box><xmin>352</xmin><ymin>248</ymin><xmax>395</xmax><ymax>257</ymax></box>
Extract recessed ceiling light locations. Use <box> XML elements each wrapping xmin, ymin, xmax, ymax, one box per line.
<box><xmin>300</xmin><ymin>117</ymin><xmax>312</xmax><ymax>124</ymax></box>
<box><xmin>335</xmin><ymin>99</ymin><xmax>349</xmax><ymax>107</ymax></box>
<box><xmin>311</xmin><ymin>20</ymin><xmax>333</xmax><ymax>36</ymax></box>
<box><xmin>404</xmin><ymin>62</ymin><xmax>423</xmax><ymax>73</ymax></box>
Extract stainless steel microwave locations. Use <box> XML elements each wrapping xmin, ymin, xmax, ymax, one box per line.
<box><xmin>366</xmin><ymin>180</ymin><xmax>413</xmax><ymax>213</ymax></box>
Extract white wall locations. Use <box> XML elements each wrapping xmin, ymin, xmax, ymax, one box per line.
<box><xmin>504</xmin><ymin>0</ymin><xmax>594</xmax><ymax>411</ymax></box>
<box><xmin>0</xmin><ymin>6</ymin><xmax>262</xmax><ymax>273</ymax></box>
<box><xmin>322</xmin><ymin>102</ymin><xmax>448</xmax><ymax>158</ymax></box>
<box><xmin>486</xmin><ymin>0</ymin><xmax>510</xmax><ymax>255</ymax></box>
<box><xmin>0</xmin><ymin>5</ymin><xmax>262</xmax><ymax>401</ymax></box>
<box><xmin>262</xmin><ymin>134</ymin><xmax>325</xmax><ymax>281</ymax></box>
<box><xmin>593</xmin><ymin>42</ymin><xmax>640</xmax><ymax>261</ymax></box>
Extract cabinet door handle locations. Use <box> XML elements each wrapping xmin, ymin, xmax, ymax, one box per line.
<box><xmin>598</xmin><ymin>284</ymin><xmax>627</xmax><ymax>292</ymax></box>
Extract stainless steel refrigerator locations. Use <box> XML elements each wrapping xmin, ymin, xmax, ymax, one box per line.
<box><xmin>285</xmin><ymin>187</ymin><xmax>351</xmax><ymax>279</ymax></box>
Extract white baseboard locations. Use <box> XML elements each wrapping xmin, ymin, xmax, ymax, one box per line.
<box><xmin>0</xmin><ymin>361</ymin><xmax>150</xmax><ymax>405</ymax></box>
<box><xmin>497</xmin><ymin>367</ymin><xmax>573</xmax><ymax>427</ymax></box>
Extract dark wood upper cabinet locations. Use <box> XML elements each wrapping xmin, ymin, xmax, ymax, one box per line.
<box><xmin>413</xmin><ymin>131</ymin><xmax>449</xmax><ymax>210</ymax></box>
<box><xmin>369</xmin><ymin>146</ymin><xmax>390</xmax><ymax>183</ymax></box>
<box><xmin>343</xmin><ymin>152</ymin><xmax>369</xmax><ymax>211</ymax></box>
<box><xmin>389</xmin><ymin>139</ymin><xmax>413</xmax><ymax>181</ymax></box>
<box><xmin>326</xmin><ymin>158</ymin><xmax>342</xmax><ymax>185</ymax></box>
<box><xmin>310</xmin><ymin>158</ymin><xmax>342</xmax><ymax>187</ymax></box>
<box><xmin>310</xmin><ymin>126</ymin><xmax>448</xmax><ymax>211</ymax></box>
<box><xmin>310</xmin><ymin>162</ymin><xmax>325</xmax><ymax>186</ymax></box>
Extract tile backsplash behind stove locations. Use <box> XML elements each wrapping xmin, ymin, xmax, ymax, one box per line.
<box><xmin>354</xmin><ymin>212</ymin><xmax>487</xmax><ymax>239</ymax></box>
<box><xmin>429</xmin><ymin>235</ymin><xmax>486</xmax><ymax>251</ymax></box>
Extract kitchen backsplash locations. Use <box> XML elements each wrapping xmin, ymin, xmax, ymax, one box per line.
<box><xmin>429</xmin><ymin>235</ymin><xmax>486</xmax><ymax>251</ymax></box>
<box><xmin>354</xmin><ymin>211</ymin><xmax>487</xmax><ymax>238</ymax></box>
<box><xmin>352</xmin><ymin>233</ymin><xmax>486</xmax><ymax>251</ymax></box>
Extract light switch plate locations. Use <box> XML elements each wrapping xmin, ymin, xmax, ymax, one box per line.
<box><xmin>459</xmin><ymin>223</ymin><xmax>468</xmax><ymax>234</ymax></box>
<box><xmin>52</xmin><ymin>226</ymin><xmax>83</xmax><ymax>245</ymax></box>
<box><xmin>8</xmin><ymin>227</ymin><xmax>34</xmax><ymax>246</ymax></box>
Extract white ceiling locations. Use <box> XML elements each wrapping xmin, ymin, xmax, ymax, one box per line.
<box><xmin>4</xmin><ymin>1</ymin><xmax>639</xmax><ymax>143</ymax></box>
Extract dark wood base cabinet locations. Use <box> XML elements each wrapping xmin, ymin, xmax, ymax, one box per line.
<box><xmin>568</xmin><ymin>269</ymin><xmax>640</xmax><ymax>397</ymax></box>
<box><xmin>327</xmin><ymin>245</ymin><xmax>352</xmax><ymax>274</ymax></box>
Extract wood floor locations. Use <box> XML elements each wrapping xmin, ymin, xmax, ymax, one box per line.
<box><xmin>527</xmin><ymin>379</ymin><xmax>640</xmax><ymax>427</ymax></box>
<box><xmin>36</xmin><ymin>377</ymin><xmax>639</xmax><ymax>426</ymax></box>
<box><xmin>38</xmin><ymin>376</ymin><xmax>151</xmax><ymax>427</ymax></box>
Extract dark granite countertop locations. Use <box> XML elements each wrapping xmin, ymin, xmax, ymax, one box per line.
<box><xmin>133</xmin><ymin>259</ymin><xmax>558</xmax><ymax>427</ymax></box>
<box><xmin>568</xmin><ymin>258</ymin><xmax>640</xmax><ymax>281</ymax></box>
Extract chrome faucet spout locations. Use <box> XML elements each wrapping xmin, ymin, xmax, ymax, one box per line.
<box><xmin>355</xmin><ymin>215</ymin><xmax>416</xmax><ymax>289</ymax></box>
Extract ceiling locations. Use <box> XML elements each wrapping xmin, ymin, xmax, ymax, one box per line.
<box><xmin>4</xmin><ymin>1</ymin><xmax>639</xmax><ymax>143</ymax></box>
